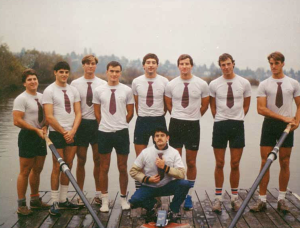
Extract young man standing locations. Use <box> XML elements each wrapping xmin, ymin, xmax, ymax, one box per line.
<box><xmin>131</xmin><ymin>53</ymin><xmax>169</xmax><ymax>190</ymax></box>
<box><xmin>129</xmin><ymin>127</ymin><xmax>190</xmax><ymax>223</ymax></box>
<box><xmin>209</xmin><ymin>53</ymin><xmax>251</xmax><ymax>212</ymax></box>
<box><xmin>71</xmin><ymin>55</ymin><xmax>106</xmax><ymax>205</ymax></box>
<box><xmin>164</xmin><ymin>54</ymin><xmax>210</xmax><ymax>210</ymax></box>
<box><xmin>13</xmin><ymin>69</ymin><xmax>50</xmax><ymax>215</ymax></box>
<box><xmin>93</xmin><ymin>61</ymin><xmax>134</xmax><ymax>212</ymax></box>
<box><xmin>250</xmin><ymin>52</ymin><xmax>300</xmax><ymax>212</ymax></box>
<box><xmin>43</xmin><ymin>61</ymin><xmax>81</xmax><ymax>216</ymax></box>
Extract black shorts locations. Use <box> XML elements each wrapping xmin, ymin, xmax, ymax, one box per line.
<box><xmin>134</xmin><ymin>116</ymin><xmax>167</xmax><ymax>145</ymax></box>
<box><xmin>169</xmin><ymin>118</ymin><xmax>200</xmax><ymax>151</ymax></box>
<box><xmin>212</xmin><ymin>120</ymin><xmax>245</xmax><ymax>149</ymax></box>
<box><xmin>76</xmin><ymin>119</ymin><xmax>98</xmax><ymax>147</ymax></box>
<box><xmin>18</xmin><ymin>129</ymin><xmax>47</xmax><ymax>158</ymax></box>
<box><xmin>260</xmin><ymin>118</ymin><xmax>294</xmax><ymax>148</ymax></box>
<box><xmin>97</xmin><ymin>128</ymin><xmax>130</xmax><ymax>155</ymax></box>
<box><xmin>49</xmin><ymin>131</ymin><xmax>77</xmax><ymax>149</ymax></box>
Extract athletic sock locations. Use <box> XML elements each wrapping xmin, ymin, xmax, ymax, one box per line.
<box><xmin>18</xmin><ymin>198</ymin><xmax>26</xmax><ymax>207</ymax></box>
<box><xmin>51</xmin><ymin>190</ymin><xmax>59</xmax><ymax>203</ymax></box>
<box><xmin>30</xmin><ymin>193</ymin><xmax>40</xmax><ymax>201</ymax></box>
<box><xmin>59</xmin><ymin>185</ymin><xmax>69</xmax><ymax>203</ymax></box>
<box><xmin>259</xmin><ymin>195</ymin><xmax>267</xmax><ymax>202</ymax></box>
<box><xmin>120</xmin><ymin>194</ymin><xmax>130</xmax><ymax>209</ymax></box>
<box><xmin>187</xmin><ymin>180</ymin><xmax>195</xmax><ymax>196</ymax></box>
<box><xmin>278</xmin><ymin>191</ymin><xmax>287</xmax><ymax>201</ymax></box>
<box><xmin>231</xmin><ymin>188</ymin><xmax>238</xmax><ymax>201</ymax></box>
<box><xmin>215</xmin><ymin>187</ymin><xmax>223</xmax><ymax>201</ymax></box>
<box><xmin>95</xmin><ymin>191</ymin><xmax>101</xmax><ymax>198</ymax></box>
<box><xmin>135</xmin><ymin>180</ymin><xmax>141</xmax><ymax>190</ymax></box>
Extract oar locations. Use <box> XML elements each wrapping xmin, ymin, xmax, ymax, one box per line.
<box><xmin>228</xmin><ymin>123</ymin><xmax>292</xmax><ymax>228</ymax></box>
<box><xmin>45</xmin><ymin>136</ymin><xmax>104</xmax><ymax>228</ymax></box>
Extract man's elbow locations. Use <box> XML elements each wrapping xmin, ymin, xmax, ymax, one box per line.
<box><xmin>257</xmin><ymin>107</ymin><xmax>264</xmax><ymax>115</ymax></box>
<box><xmin>13</xmin><ymin>119</ymin><xmax>19</xmax><ymax>127</ymax></box>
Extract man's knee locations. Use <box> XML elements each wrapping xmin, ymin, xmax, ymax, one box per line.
<box><xmin>186</xmin><ymin>159</ymin><xmax>196</xmax><ymax>169</ymax></box>
<box><xmin>177</xmin><ymin>180</ymin><xmax>191</xmax><ymax>189</ymax></box>
<box><xmin>231</xmin><ymin>160</ymin><xmax>240</xmax><ymax>170</ymax></box>
<box><xmin>216</xmin><ymin>160</ymin><xmax>225</xmax><ymax>169</ymax></box>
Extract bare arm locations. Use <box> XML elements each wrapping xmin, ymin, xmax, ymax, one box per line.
<box><xmin>209</xmin><ymin>96</ymin><xmax>216</xmax><ymax>118</ymax></box>
<box><xmin>44</xmin><ymin>104</ymin><xmax>65</xmax><ymax>134</ymax></box>
<box><xmin>134</xmin><ymin>95</ymin><xmax>138</xmax><ymax>116</ymax></box>
<box><xmin>243</xmin><ymin>96</ymin><xmax>251</xmax><ymax>116</ymax></box>
<box><xmin>13</xmin><ymin>111</ymin><xmax>44</xmax><ymax>138</ymax></box>
<box><xmin>164</xmin><ymin>96</ymin><xmax>172</xmax><ymax>114</ymax></box>
<box><xmin>291</xmin><ymin>96</ymin><xmax>300</xmax><ymax>131</ymax></box>
<box><xmin>257</xmin><ymin>97</ymin><xmax>294</xmax><ymax>123</ymax></box>
<box><xmin>200</xmin><ymin>96</ymin><xmax>210</xmax><ymax>116</ymax></box>
<box><xmin>126</xmin><ymin>104</ymin><xmax>134</xmax><ymax>123</ymax></box>
<box><xmin>94</xmin><ymin>104</ymin><xmax>101</xmax><ymax>124</ymax></box>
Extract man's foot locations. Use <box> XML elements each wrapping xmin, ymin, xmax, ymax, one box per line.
<box><xmin>17</xmin><ymin>206</ymin><xmax>33</xmax><ymax>216</ymax></box>
<box><xmin>77</xmin><ymin>197</ymin><xmax>85</xmax><ymax>207</ymax></box>
<box><xmin>231</xmin><ymin>198</ymin><xmax>241</xmax><ymax>211</ymax></box>
<box><xmin>30</xmin><ymin>198</ymin><xmax>51</xmax><ymax>209</ymax></box>
<box><xmin>212</xmin><ymin>198</ymin><xmax>222</xmax><ymax>213</ymax></box>
<box><xmin>277</xmin><ymin>199</ymin><xmax>289</xmax><ymax>213</ymax></box>
<box><xmin>58</xmin><ymin>199</ymin><xmax>80</xmax><ymax>209</ymax></box>
<box><xmin>250</xmin><ymin>199</ymin><xmax>267</xmax><ymax>212</ymax></box>
<box><xmin>100</xmin><ymin>196</ymin><xmax>109</xmax><ymax>212</ymax></box>
<box><xmin>49</xmin><ymin>202</ymin><xmax>61</xmax><ymax>216</ymax></box>
<box><xmin>183</xmin><ymin>195</ymin><xmax>193</xmax><ymax>210</ymax></box>
<box><xmin>167</xmin><ymin>210</ymin><xmax>180</xmax><ymax>223</ymax></box>
<box><xmin>145</xmin><ymin>208</ymin><xmax>157</xmax><ymax>223</ymax></box>
<box><xmin>121</xmin><ymin>198</ymin><xmax>130</xmax><ymax>210</ymax></box>
<box><xmin>94</xmin><ymin>196</ymin><xmax>102</xmax><ymax>206</ymax></box>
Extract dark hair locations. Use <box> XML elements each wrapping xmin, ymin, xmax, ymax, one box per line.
<box><xmin>142</xmin><ymin>53</ymin><xmax>159</xmax><ymax>65</ymax></box>
<box><xmin>152</xmin><ymin>127</ymin><xmax>169</xmax><ymax>137</ymax></box>
<box><xmin>218</xmin><ymin>53</ymin><xmax>235</xmax><ymax>66</ymax></box>
<box><xmin>82</xmin><ymin>55</ymin><xmax>98</xmax><ymax>65</ymax></box>
<box><xmin>54</xmin><ymin>61</ymin><xmax>70</xmax><ymax>71</ymax></box>
<box><xmin>106</xmin><ymin>61</ymin><xmax>122</xmax><ymax>71</ymax></box>
<box><xmin>177</xmin><ymin>54</ymin><xmax>193</xmax><ymax>66</ymax></box>
<box><xmin>268</xmin><ymin>52</ymin><xmax>285</xmax><ymax>63</ymax></box>
<box><xmin>22</xmin><ymin>69</ymin><xmax>38</xmax><ymax>83</ymax></box>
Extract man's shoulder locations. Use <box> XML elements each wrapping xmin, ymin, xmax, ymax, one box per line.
<box><xmin>71</xmin><ymin>76</ymin><xmax>84</xmax><ymax>85</ymax></box>
<box><xmin>14</xmin><ymin>91</ymin><xmax>27</xmax><ymax>101</ymax></box>
<box><xmin>43</xmin><ymin>82</ymin><xmax>55</xmax><ymax>93</ymax></box>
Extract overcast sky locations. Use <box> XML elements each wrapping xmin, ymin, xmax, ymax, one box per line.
<box><xmin>0</xmin><ymin>0</ymin><xmax>299</xmax><ymax>71</ymax></box>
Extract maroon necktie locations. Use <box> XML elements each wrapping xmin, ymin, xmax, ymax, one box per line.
<box><xmin>157</xmin><ymin>153</ymin><xmax>165</xmax><ymax>180</ymax></box>
<box><xmin>181</xmin><ymin>83</ymin><xmax>189</xmax><ymax>108</ymax></box>
<box><xmin>86</xmin><ymin>82</ymin><xmax>93</xmax><ymax>107</ymax></box>
<box><xmin>146</xmin><ymin>81</ymin><xmax>154</xmax><ymax>107</ymax></box>
<box><xmin>226</xmin><ymin>82</ymin><xmax>234</xmax><ymax>108</ymax></box>
<box><xmin>109</xmin><ymin>89</ymin><xmax>116</xmax><ymax>115</ymax></box>
<box><xmin>62</xmin><ymin>90</ymin><xmax>71</xmax><ymax>114</ymax></box>
<box><xmin>275</xmin><ymin>82</ymin><xmax>283</xmax><ymax>108</ymax></box>
<box><xmin>35</xmin><ymin>99</ymin><xmax>44</xmax><ymax>123</ymax></box>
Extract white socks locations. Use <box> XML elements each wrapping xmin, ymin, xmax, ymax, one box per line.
<box><xmin>100</xmin><ymin>194</ymin><xmax>109</xmax><ymax>212</ymax></box>
<box><xmin>120</xmin><ymin>195</ymin><xmax>130</xmax><ymax>210</ymax></box>
<box><xmin>59</xmin><ymin>185</ymin><xmax>69</xmax><ymax>203</ymax></box>
<box><xmin>278</xmin><ymin>191</ymin><xmax>286</xmax><ymax>201</ymax></box>
<box><xmin>51</xmin><ymin>190</ymin><xmax>59</xmax><ymax>203</ymax></box>
<box><xmin>95</xmin><ymin>191</ymin><xmax>101</xmax><ymax>198</ymax></box>
<box><xmin>259</xmin><ymin>195</ymin><xmax>267</xmax><ymax>202</ymax></box>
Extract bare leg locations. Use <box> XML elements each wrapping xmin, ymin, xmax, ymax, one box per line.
<box><xmin>229</xmin><ymin>148</ymin><xmax>243</xmax><ymax>189</ymax></box>
<box><xmin>213</xmin><ymin>148</ymin><xmax>226</xmax><ymax>188</ymax></box>
<box><xmin>61</xmin><ymin>146</ymin><xmax>77</xmax><ymax>186</ymax></box>
<box><xmin>186</xmin><ymin>149</ymin><xmax>198</xmax><ymax>180</ymax></box>
<box><xmin>99</xmin><ymin>153</ymin><xmax>111</xmax><ymax>194</ymax></box>
<box><xmin>259</xmin><ymin>146</ymin><xmax>273</xmax><ymax>196</ymax></box>
<box><xmin>76</xmin><ymin>146</ymin><xmax>88</xmax><ymax>190</ymax></box>
<box><xmin>29</xmin><ymin>156</ymin><xmax>46</xmax><ymax>195</ymax></box>
<box><xmin>92</xmin><ymin>144</ymin><xmax>101</xmax><ymax>191</ymax></box>
<box><xmin>17</xmin><ymin>157</ymin><xmax>35</xmax><ymax>199</ymax></box>
<box><xmin>51</xmin><ymin>148</ymin><xmax>64</xmax><ymax>190</ymax></box>
<box><xmin>278</xmin><ymin>147</ymin><xmax>292</xmax><ymax>192</ymax></box>
<box><xmin>117</xmin><ymin>154</ymin><xmax>129</xmax><ymax>196</ymax></box>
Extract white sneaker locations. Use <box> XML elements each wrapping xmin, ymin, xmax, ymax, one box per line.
<box><xmin>120</xmin><ymin>197</ymin><xmax>130</xmax><ymax>210</ymax></box>
<box><xmin>100</xmin><ymin>194</ymin><xmax>109</xmax><ymax>213</ymax></box>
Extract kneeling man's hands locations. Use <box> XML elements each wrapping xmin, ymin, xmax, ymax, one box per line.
<box><xmin>149</xmin><ymin>174</ymin><xmax>160</xmax><ymax>183</ymax></box>
<box><xmin>156</xmin><ymin>157</ymin><xmax>165</xmax><ymax>169</ymax></box>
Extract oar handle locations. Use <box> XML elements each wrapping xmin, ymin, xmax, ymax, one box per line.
<box><xmin>284</xmin><ymin>123</ymin><xmax>292</xmax><ymax>133</ymax></box>
<box><xmin>45</xmin><ymin>135</ymin><xmax>53</xmax><ymax>146</ymax></box>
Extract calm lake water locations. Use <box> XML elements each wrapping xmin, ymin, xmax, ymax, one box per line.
<box><xmin>0</xmin><ymin>86</ymin><xmax>299</xmax><ymax>224</ymax></box>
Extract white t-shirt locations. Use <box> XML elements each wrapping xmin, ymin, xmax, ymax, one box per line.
<box><xmin>209</xmin><ymin>75</ymin><xmax>251</xmax><ymax>122</ymax></box>
<box><xmin>93</xmin><ymin>83</ymin><xmax>134</xmax><ymax>132</ymax></box>
<box><xmin>132</xmin><ymin>74</ymin><xmax>168</xmax><ymax>117</ymax></box>
<box><xmin>13</xmin><ymin>91</ymin><xmax>45</xmax><ymax>129</ymax></box>
<box><xmin>71</xmin><ymin>76</ymin><xmax>106</xmax><ymax>120</ymax></box>
<box><xmin>42</xmin><ymin>83</ymin><xmax>81</xmax><ymax>131</ymax></box>
<box><xmin>257</xmin><ymin>75</ymin><xmax>300</xmax><ymax>117</ymax></box>
<box><xmin>134</xmin><ymin>145</ymin><xmax>185</xmax><ymax>188</ymax></box>
<box><xmin>165</xmin><ymin>75</ymin><xmax>209</xmax><ymax>120</ymax></box>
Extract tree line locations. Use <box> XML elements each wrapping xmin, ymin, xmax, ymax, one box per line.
<box><xmin>1</xmin><ymin>43</ymin><xmax>300</xmax><ymax>96</ymax></box>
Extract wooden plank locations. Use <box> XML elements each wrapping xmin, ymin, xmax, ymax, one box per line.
<box><xmin>222</xmin><ymin>191</ymin><xmax>249</xmax><ymax>228</ymax></box>
<box><xmin>193</xmin><ymin>190</ymin><xmax>209</xmax><ymax>228</ymax></box>
<box><xmin>179</xmin><ymin>193</ymin><xmax>194</xmax><ymax>227</ymax></box>
<box><xmin>267</xmin><ymin>189</ymin><xmax>300</xmax><ymax>227</ymax></box>
<box><xmin>106</xmin><ymin>192</ymin><xmax>122</xmax><ymax>228</ymax></box>
<box><xmin>206</xmin><ymin>190</ymin><xmax>231</xmax><ymax>228</ymax></box>
<box><xmin>238</xmin><ymin>189</ymin><xmax>277</xmax><ymax>228</ymax></box>
<box><xmin>119</xmin><ymin>192</ymin><xmax>133</xmax><ymax>228</ymax></box>
<box><xmin>197</xmin><ymin>189</ymin><xmax>222</xmax><ymax>228</ymax></box>
<box><xmin>131</xmin><ymin>208</ymin><xmax>145</xmax><ymax>228</ymax></box>
<box><xmin>285</xmin><ymin>189</ymin><xmax>300</xmax><ymax>210</ymax></box>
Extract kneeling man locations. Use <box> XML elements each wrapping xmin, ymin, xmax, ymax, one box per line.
<box><xmin>129</xmin><ymin>128</ymin><xmax>191</xmax><ymax>223</ymax></box>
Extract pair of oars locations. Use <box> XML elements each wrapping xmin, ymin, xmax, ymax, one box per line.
<box><xmin>45</xmin><ymin>136</ymin><xmax>104</xmax><ymax>228</ymax></box>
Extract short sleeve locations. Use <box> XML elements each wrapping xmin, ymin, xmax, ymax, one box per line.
<box><xmin>164</xmin><ymin>82</ymin><xmax>172</xmax><ymax>98</ymax></box>
<box><xmin>42</xmin><ymin>87</ymin><xmax>54</xmax><ymax>104</ymax></box>
<box><xmin>243</xmin><ymin>80</ymin><xmax>252</xmax><ymax>98</ymax></box>
<box><xmin>293</xmin><ymin>80</ymin><xmax>300</xmax><ymax>97</ymax></box>
<box><xmin>72</xmin><ymin>86</ymin><xmax>81</xmax><ymax>102</ymax></box>
<box><xmin>131</xmin><ymin>79</ymin><xmax>138</xmax><ymax>95</ymax></box>
<box><xmin>13</xmin><ymin>96</ymin><xmax>26</xmax><ymax>112</ymax></box>
<box><xmin>209</xmin><ymin>81</ymin><xmax>216</xmax><ymax>97</ymax></box>
<box><xmin>201</xmin><ymin>81</ymin><xmax>210</xmax><ymax>98</ymax></box>
<box><xmin>256</xmin><ymin>81</ymin><xmax>267</xmax><ymax>98</ymax></box>
<box><xmin>92</xmin><ymin>88</ymin><xmax>101</xmax><ymax>104</ymax></box>
<box><xmin>126</xmin><ymin>88</ymin><xmax>134</xmax><ymax>104</ymax></box>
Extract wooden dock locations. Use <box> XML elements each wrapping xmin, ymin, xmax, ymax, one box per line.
<box><xmin>1</xmin><ymin>188</ymin><xmax>300</xmax><ymax>228</ymax></box>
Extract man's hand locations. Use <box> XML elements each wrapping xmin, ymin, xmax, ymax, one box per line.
<box><xmin>156</xmin><ymin>157</ymin><xmax>165</xmax><ymax>169</ymax></box>
<box><xmin>63</xmin><ymin>130</ymin><xmax>75</xmax><ymax>144</ymax></box>
<box><xmin>290</xmin><ymin>118</ymin><xmax>299</xmax><ymax>131</ymax></box>
<box><xmin>35</xmin><ymin>128</ymin><xmax>45</xmax><ymax>139</ymax></box>
<box><xmin>282</xmin><ymin>116</ymin><xmax>295</xmax><ymax>124</ymax></box>
<box><xmin>149</xmin><ymin>174</ymin><xmax>160</xmax><ymax>183</ymax></box>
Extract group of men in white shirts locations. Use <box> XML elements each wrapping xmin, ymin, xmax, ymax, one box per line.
<box><xmin>13</xmin><ymin>52</ymin><xmax>300</xmax><ymax>223</ymax></box>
